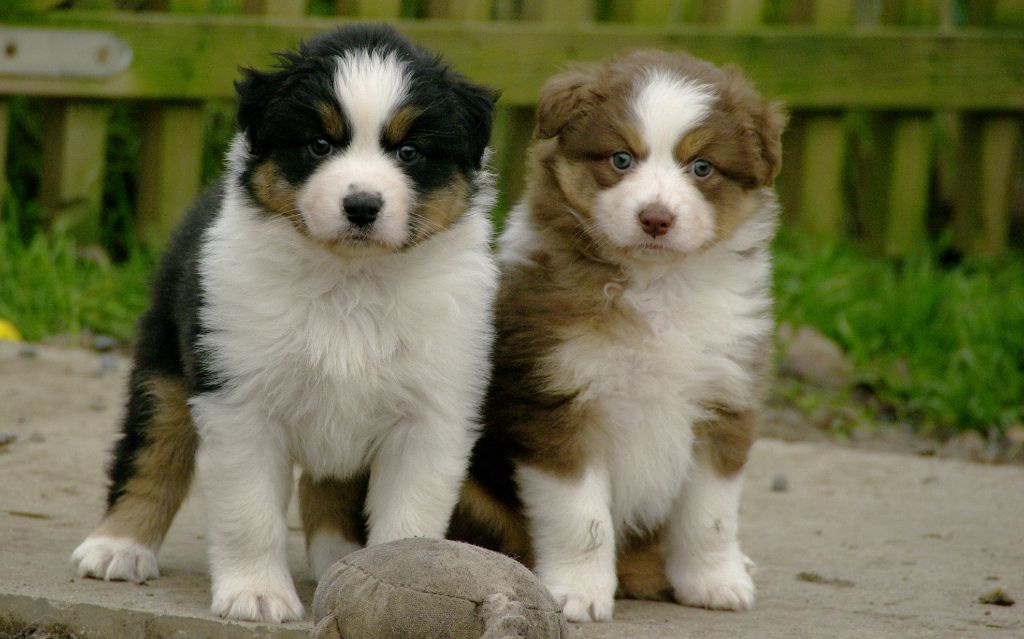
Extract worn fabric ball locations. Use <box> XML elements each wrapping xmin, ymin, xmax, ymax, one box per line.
<box><xmin>311</xmin><ymin>538</ymin><xmax>568</xmax><ymax>639</ymax></box>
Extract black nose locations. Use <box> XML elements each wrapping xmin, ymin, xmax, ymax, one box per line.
<box><xmin>343</xmin><ymin>192</ymin><xmax>383</xmax><ymax>228</ymax></box>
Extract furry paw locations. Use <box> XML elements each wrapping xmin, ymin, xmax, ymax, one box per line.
<box><xmin>211</xmin><ymin>579</ymin><xmax>304</xmax><ymax>623</ymax></box>
<box><xmin>671</xmin><ymin>554</ymin><xmax>755</xmax><ymax>611</ymax></box>
<box><xmin>544</xmin><ymin>578</ymin><xmax>615</xmax><ymax>623</ymax></box>
<box><xmin>71</xmin><ymin>536</ymin><xmax>159</xmax><ymax>583</ymax></box>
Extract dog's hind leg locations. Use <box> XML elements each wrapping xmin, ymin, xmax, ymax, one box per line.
<box><xmin>72</xmin><ymin>373</ymin><xmax>197</xmax><ymax>582</ymax></box>
<box><xmin>298</xmin><ymin>472</ymin><xmax>368</xmax><ymax>581</ymax></box>
<box><xmin>616</xmin><ymin>530</ymin><xmax>673</xmax><ymax>601</ymax></box>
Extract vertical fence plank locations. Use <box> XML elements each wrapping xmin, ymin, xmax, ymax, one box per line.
<box><xmin>719</xmin><ymin>0</ymin><xmax>766</xmax><ymax>25</ymax></box>
<box><xmin>884</xmin><ymin>116</ymin><xmax>933</xmax><ymax>253</ymax></box>
<box><xmin>431</xmin><ymin>0</ymin><xmax>491</xmax><ymax>19</ymax></box>
<box><xmin>992</xmin><ymin>0</ymin><xmax>1024</xmax><ymax>24</ymax></box>
<box><xmin>606</xmin><ymin>1</ymin><xmax>676</xmax><ymax>23</ymax></box>
<box><xmin>878</xmin><ymin>1</ymin><xmax>939</xmax><ymax>255</ymax></box>
<box><xmin>36</xmin><ymin>1</ymin><xmax>114</xmax><ymax>242</ymax></box>
<box><xmin>0</xmin><ymin>99</ymin><xmax>8</xmax><ymax>214</ymax></box>
<box><xmin>798</xmin><ymin>116</ymin><xmax>848</xmax><ymax>237</ymax></box>
<box><xmin>146</xmin><ymin>0</ymin><xmax>213</xmax><ymax>10</ymax></box>
<box><xmin>882</xmin><ymin>113</ymin><xmax>934</xmax><ymax>255</ymax></box>
<box><xmin>490</xmin><ymin>107</ymin><xmax>534</xmax><ymax>215</ymax></box>
<box><xmin>335</xmin><ymin>0</ymin><xmax>402</xmax><ymax>17</ymax></box>
<box><xmin>956</xmin><ymin>113</ymin><xmax>1022</xmax><ymax>255</ymax></box>
<box><xmin>136</xmin><ymin>102</ymin><xmax>205</xmax><ymax>246</ymax></box>
<box><xmin>136</xmin><ymin>1</ymin><xmax>214</xmax><ymax>246</ymax></box>
<box><xmin>522</xmin><ymin>0</ymin><xmax>590</xmax><ymax>22</ymax></box>
<box><xmin>242</xmin><ymin>0</ymin><xmax>307</xmax><ymax>14</ymax></box>
<box><xmin>795</xmin><ymin>1</ymin><xmax>852</xmax><ymax>239</ymax></box>
<box><xmin>40</xmin><ymin>100</ymin><xmax>110</xmax><ymax>242</ymax></box>
<box><xmin>956</xmin><ymin>0</ymin><xmax>1024</xmax><ymax>254</ymax></box>
<box><xmin>976</xmin><ymin>117</ymin><xmax>1020</xmax><ymax>253</ymax></box>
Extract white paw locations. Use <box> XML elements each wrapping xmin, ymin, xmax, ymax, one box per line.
<box><xmin>211</xmin><ymin>578</ymin><xmax>304</xmax><ymax>623</ymax></box>
<box><xmin>543</xmin><ymin>577</ymin><xmax>615</xmax><ymax>623</ymax></box>
<box><xmin>71</xmin><ymin>536</ymin><xmax>159</xmax><ymax>583</ymax></box>
<box><xmin>671</xmin><ymin>554</ymin><xmax>755</xmax><ymax>611</ymax></box>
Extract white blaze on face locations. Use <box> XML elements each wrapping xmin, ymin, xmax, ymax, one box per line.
<box><xmin>296</xmin><ymin>51</ymin><xmax>416</xmax><ymax>248</ymax></box>
<box><xmin>591</xmin><ymin>71</ymin><xmax>717</xmax><ymax>255</ymax></box>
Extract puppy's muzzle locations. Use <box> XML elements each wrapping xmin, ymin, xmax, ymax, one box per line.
<box><xmin>638</xmin><ymin>205</ymin><xmax>675</xmax><ymax>238</ymax></box>
<box><xmin>343</xmin><ymin>192</ymin><xmax>383</xmax><ymax>228</ymax></box>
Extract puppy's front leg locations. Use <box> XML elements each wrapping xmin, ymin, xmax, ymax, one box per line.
<box><xmin>192</xmin><ymin>398</ymin><xmax>303</xmax><ymax>623</ymax></box>
<box><xmin>666</xmin><ymin>449</ymin><xmax>754</xmax><ymax>611</ymax></box>
<box><xmin>365</xmin><ymin>411</ymin><xmax>476</xmax><ymax>546</ymax></box>
<box><xmin>517</xmin><ymin>464</ymin><xmax>617</xmax><ymax>623</ymax></box>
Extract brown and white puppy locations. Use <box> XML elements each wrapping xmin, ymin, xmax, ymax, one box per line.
<box><xmin>445</xmin><ymin>50</ymin><xmax>786</xmax><ymax>622</ymax></box>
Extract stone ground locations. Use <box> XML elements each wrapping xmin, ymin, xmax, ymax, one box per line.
<box><xmin>1</xmin><ymin>341</ymin><xmax>1022</xmax><ymax>638</ymax></box>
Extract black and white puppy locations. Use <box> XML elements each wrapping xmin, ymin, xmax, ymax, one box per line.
<box><xmin>71</xmin><ymin>24</ymin><xmax>498</xmax><ymax>623</ymax></box>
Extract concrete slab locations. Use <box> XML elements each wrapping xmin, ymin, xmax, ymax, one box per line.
<box><xmin>1</xmin><ymin>341</ymin><xmax>1022</xmax><ymax>638</ymax></box>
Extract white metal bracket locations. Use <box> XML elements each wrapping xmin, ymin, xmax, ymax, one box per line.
<box><xmin>0</xmin><ymin>27</ymin><xmax>131</xmax><ymax>79</ymax></box>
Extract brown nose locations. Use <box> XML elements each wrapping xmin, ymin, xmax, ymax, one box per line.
<box><xmin>638</xmin><ymin>206</ymin><xmax>675</xmax><ymax>238</ymax></box>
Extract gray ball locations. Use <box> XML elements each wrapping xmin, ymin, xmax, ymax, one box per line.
<box><xmin>311</xmin><ymin>538</ymin><xmax>568</xmax><ymax>639</ymax></box>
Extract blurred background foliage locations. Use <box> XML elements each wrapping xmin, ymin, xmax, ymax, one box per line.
<box><xmin>0</xmin><ymin>0</ymin><xmax>1021</xmax><ymax>441</ymax></box>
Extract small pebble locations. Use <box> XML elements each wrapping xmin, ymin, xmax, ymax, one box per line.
<box><xmin>979</xmin><ymin>588</ymin><xmax>1015</xmax><ymax>606</ymax></box>
<box><xmin>17</xmin><ymin>345</ymin><xmax>39</xmax><ymax>359</ymax></box>
<box><xmin>28</xmin><ymin>432</ymin><xmax>45</xmax><ymax>443</ymax></box>
<box><xmin>89</xmin><ymin>401</ymin><xmax>108</xmax><ymax>412</ymax></box>
<box><xmin>1006</xmin><ymin>426</ymin><xmax>1024</xmax><ymax>446</ymax></box>
<box><xmin>92</xmin><ymin>335</ymin><xmax>118</xmax><ymax>352</ymax></box>
<box><xmin>95</xmin><ymin>354</ymin><xmax>118</xmax><ymax>375</ymax></box>
<box><xmin>771</xmin><ymin>474</ymin><xmax>789</xmax><ymax>492</ymax></box>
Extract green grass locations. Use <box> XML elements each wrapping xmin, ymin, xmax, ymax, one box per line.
<box><xmin>774</xmin><ymin>233</ymin><xmax>1024</xmax><ymax>436</ymax></box>
<box><xmin>1</xmin><ymin>99</ymin><xmax>1021</xmax><ymax>437</ymax></box>
<box><xmin>0</xmin><ymin>196</ymin><xmax>154</xmax><ymax>343</ymax></box>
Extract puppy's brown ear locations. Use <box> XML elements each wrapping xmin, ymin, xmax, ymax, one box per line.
<box><xmin>535</xmin><ymin>67</ymin><xmax>598</xmax><ymax>139</ymax></box>
<box><xmin>755</xmin><ymin>99</ymin><xmax>787</xmax><ymax>186</ymax></box>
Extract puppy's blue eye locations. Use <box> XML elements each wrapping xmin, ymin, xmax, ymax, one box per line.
<box><xmin>611</xmin><ymin>151</ymin><xmax>633</xmax><ymax>171</ymax></box>
<box><xmin>691</xmin><ymin>159</ymin><xmax>713</xmax><ymax>178</ymax></box>
<box><xmin>308</xmin><ymin>138</ymin><xmax>332</xmax><ymax>157</ymax></box>
<box><xmin>396</xmin><ymin>144</ymin><xmax>420</xmax><ymax>163</ymax></box>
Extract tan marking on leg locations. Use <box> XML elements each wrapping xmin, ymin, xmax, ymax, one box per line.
<box><xmin>298</xmin><ymin>472</ymin><xmax>368</xmax><ymax>549</ymax></box>
<box><xmin>693</xmin><ymin>408</ymin><xmax>756</xmax><ymax>477</ymax></box>
<box><xmin>448</xmin><ymin>479</ymin><xmax>533</xmax><ymax>566</ymax></box>
<box><xmin>616</xmin><ymin>529</ymin><xmax>673</xmax><ymax>601</ymax></box>
<box><xmin>96</xmin><ymin>377</ymin><xmax>196</xmax><ymax>547</ymax></box>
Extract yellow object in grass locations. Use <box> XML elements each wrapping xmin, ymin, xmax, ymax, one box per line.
<box><xmin>0</xmin><ymin>318</ymin><xmax>23</xmax><ymax>341</ymax></box>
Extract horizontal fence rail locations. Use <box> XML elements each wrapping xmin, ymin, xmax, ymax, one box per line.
<box><xmin>0</xmin><ymin>15</ymin><xmax>1023</xmax><ymax>109</ymax></box>
<box><xmin>0</xmin><ymin>0</ymin><xmax>1021</xmax><ymax>255</ymax></box>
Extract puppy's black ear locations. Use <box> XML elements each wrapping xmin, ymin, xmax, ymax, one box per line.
<box><xmin>535</xmin><ymin>67</ymin><xmax>597</xmax><ymax>140</ymax></box>
<box><xmin>235</xmin><ymin>66</ymin><xmax>277</xmax><ymax>155</ymax></box>
<box><xmin>235</xmin><ymin>51</ymin><xmax>303</xmax><ymax>155</ymax></box>
<box><xmin>450</xmin><ymin>76</ymin><xmax>499</xmax><ymax>170</ymax></box>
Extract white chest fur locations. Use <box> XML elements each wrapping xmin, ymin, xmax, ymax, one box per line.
<box><xmin>196</xmin><ymin>199</ymin><xmax>497</xmax><ymax>479</ymax></box>
<box><xmin>548</xmin><ymin>217</ymin><xmax>774</xmax><ymax>534</ymax></box>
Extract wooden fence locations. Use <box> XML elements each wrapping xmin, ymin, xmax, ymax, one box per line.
<box><xmin>0</xmin><ymin>0</ymin><xmax>1022</xmax><ymax>253</ymax></box>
